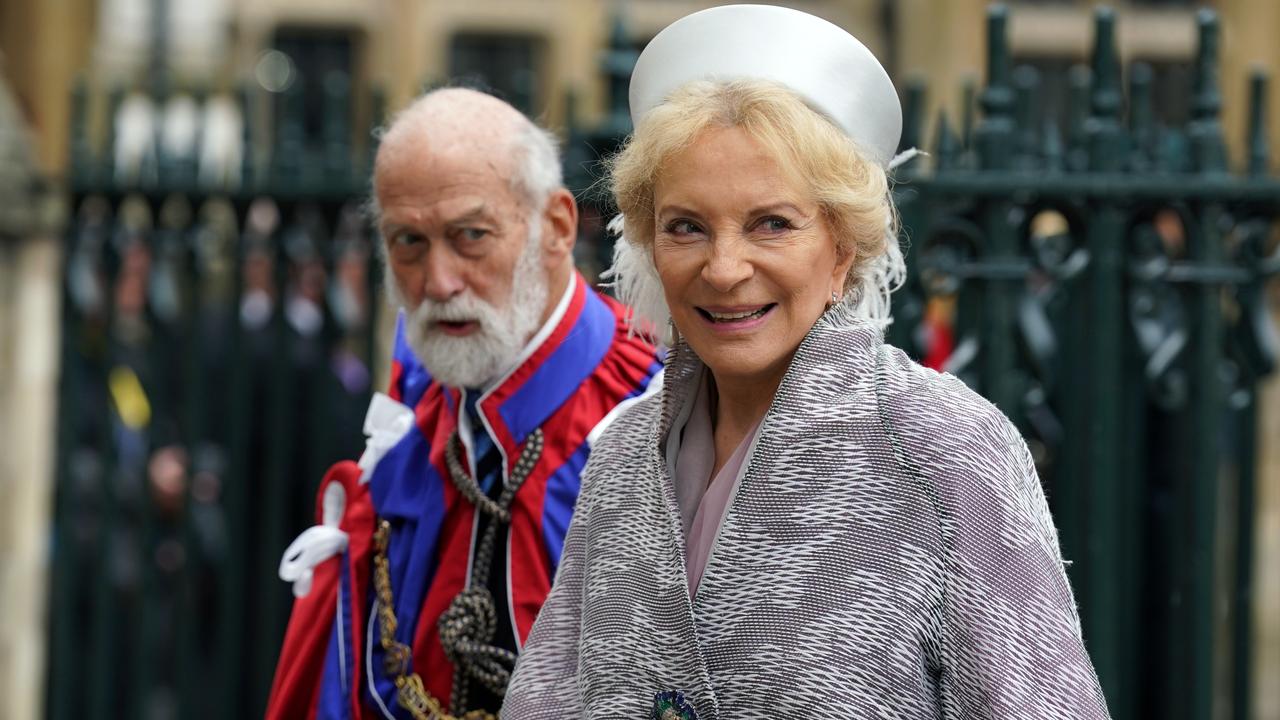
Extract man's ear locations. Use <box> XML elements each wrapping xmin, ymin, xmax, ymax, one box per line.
<box><xmin>540</xmin><ymin>188</ymin><xmax>578</xmax><ymax>267</ymax></box>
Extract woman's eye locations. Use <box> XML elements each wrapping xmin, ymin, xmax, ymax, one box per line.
<box><xmin>665</xmin><ymin>219</ymin><xmax>702</xmax><ymax>236</ymax></box>
<box><xmin>757</xmin><ymin>216</ymin><xmax>792</xmax><ymax>233</ymax></box>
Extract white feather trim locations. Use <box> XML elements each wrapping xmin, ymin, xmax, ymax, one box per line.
<box><xmin>888</xmin><ymin>147</ymin><xmax>925</xmax><ymax>171</ymax></box>
<box><xmin>600</xmin><ymin>214</ymin><xmax>673</xmax><ymax>345</ymax></box>
<box><xmin>845</xmin><ymin>222</ymin><xmax>906</xmax><ymax>329</ymax></box>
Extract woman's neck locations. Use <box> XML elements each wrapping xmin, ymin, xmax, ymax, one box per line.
<box><xmin>705</xmin><ymin>364</ymin><xmax>785</xmax><ymax>476</ymax></box>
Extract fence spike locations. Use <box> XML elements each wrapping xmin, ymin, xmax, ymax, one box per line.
<box><xmin>1156</xmin><ymin>127</ymin><xmax>1191</xmax><ymax>174</ymax></box>
<box><xmin>565</xmin><ymin>88</ymin><xmax>580</xmax><ymax>136</ymax></box>
<box><xmin>1129</xmin><ymin>63</ymin><xmax>1155</xmax><ymax>171</ymax></box>
<box><xmin>1014</xmin><ymin>65</ymin><xmax>1040</xmax><ymax>170</ymax></box>
<box><xmin>1089</xmin><ymin>7</ymin><xmax>1121</xmax><ymax>124</ymax></box>
<box><xmin>1067</xmin><ymin>64</ymin><xmax>1091</xmax><ymax>171</ymax></box>
<box><xmin>273</xmin><ymin>76</ymin><xmax>306</xmax><ymax>186</ymax></box>
<box><xmin>562</xmin><ymin>88</ymin><xmax>584</xmax><ymax>192</ymax></box>
<box><xmin>979</xmin><ymin>4</ymin><xmax>1012</xmax><ymax>119</ymax></box>
<box><xmin>601</xmin><ymin>9</ymin><xmax>638</xmax><ymax>136</ymax></box>
<box><xmin>961</xmin><ymin>76</ymin><xmax>977</xmax><ymax>150</ymax></box>
<box><xmin>323</xmin><ymin>71</ymin><xmax>352</xmax><ymax>189</ymax></box>
<box><xmin>70</xmin><ymin>76</ymin><xmax>93</xmax><ymax>184</ymax></box>
<box><xmin>976</xmin><ymin>3</ymin><xmax>1014</xmax><ymax>170</ymax></box>
<box><xmin>1193</xmin><ymin>10</ymin><xmax>1222</xmax><ymax>122</ymax></box>
<box><xmin>982</xmin><ymin>4</ymin><xmax>1012</xmax><ymax>108</ymax></box>
<box><xmin>934</xmin><ymin>111</ymin><xmax>959</xmax><ymax>171</ymax></box>
<box><xmin>1247</xmin><ymin>70</ymin><xmax>1269</xmax><ymax>176</ymax></box>
<box><xmin>1189</xmin><ymin>9</ymin><xmax>1227</xmax><ymax>172</ymax></box>
<box><xmin>1043</xmin><ymin>120</ymin><xmax>1064</xmax><ymax>173</ymax></box>
<box><xmin>366</xmin><ymin>87</ymin><xmax>386</xmax><ymax>178</ymax></box>
<box><xmin>187</xmin><ymin>84</ymin><xmax>210</xmax><ymax>188</ymax></box>
<box><xmin>1086</xmin><ymin>7</ymin><xmax>1126</xmax><ymax>173</ymax></box>
<box><xmin>104</xmin><ymin>86</ymin><xmax>126</xmax><ymax>183</ymax></box>
<box><xmin>900</xmin><ymin>79</ymin><xmax>926</xmax><ymax>154</ymax></box>
<box><xmin>238</xmin><ymin>82</ymin><xmax>255</xmax><ymax>192</ymax></box>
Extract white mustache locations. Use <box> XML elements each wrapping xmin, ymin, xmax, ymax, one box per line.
<box><xmin>411</xmin><ymin>292</ymin><xmax>494</xmax><ymax>328</ymax></box>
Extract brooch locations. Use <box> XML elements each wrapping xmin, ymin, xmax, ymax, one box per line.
<box><xmin>650</xmin><ymin>690</ymin><xmax>699</xmax><ymax>720</ymax></box>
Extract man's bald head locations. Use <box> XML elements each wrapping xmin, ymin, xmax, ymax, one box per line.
<box><xmin>374</xmin><ymin>88</ymin><xmax>563</xmax><ymax>214</ymax></box>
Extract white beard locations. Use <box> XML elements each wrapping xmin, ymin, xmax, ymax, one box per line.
<box><xmin>387</xmin><ymin>220</ymin><xmax>549</xmax><ymax>389</ymax></box>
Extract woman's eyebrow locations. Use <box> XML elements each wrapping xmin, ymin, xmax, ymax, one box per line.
<box><xmin>746</xmin><ymin>203</ymin><xmax>805</xmax><ymax>217</ymax></box>
<box><xmin>656</xmin><ymin>204</ymin><xmax>713</xmax><ymax>221</ymax></box>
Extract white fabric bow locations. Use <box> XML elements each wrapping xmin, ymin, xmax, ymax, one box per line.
<box><xmin>278</xmin><ymin>482</ymin><xmax>349</xmax><ymax>598</ymax></box>
<box><xmin>357</xmin><ymin>392</ymin><xmax>416</xmax><ymax>484</ymax></box>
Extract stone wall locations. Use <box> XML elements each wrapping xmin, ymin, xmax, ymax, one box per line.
<box><xmin>0</xmin><ymin>69</ymin><xmax>61</xmax><ymax>720</ymax></box>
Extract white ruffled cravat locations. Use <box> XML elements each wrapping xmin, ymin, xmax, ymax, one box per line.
<box><xmin>357</xmin><ymin>392</ymin><xmax>417</xmax><ymax>483</ymax></box>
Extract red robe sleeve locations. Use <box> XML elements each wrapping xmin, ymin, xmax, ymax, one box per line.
<box><xmin>265</xmin><ymin>460</ymin><xmax>375</xmax><ymax>719</ymax></box>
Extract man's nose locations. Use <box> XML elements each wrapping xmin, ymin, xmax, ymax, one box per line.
<box><xmin>422</xmin><ymin>245</ymin><xmax>466</xmax><ymax>302</ymax></box>
<box><xmin>701</xmin><ymin>236</ymin><xmax>753</xmax><ymax>293</ymax></box>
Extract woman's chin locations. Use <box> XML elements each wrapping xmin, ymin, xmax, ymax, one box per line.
<box><xmin>690</xmin><ymin>342</ymin><xmax>796</xmax><ymax>388</ymax></box>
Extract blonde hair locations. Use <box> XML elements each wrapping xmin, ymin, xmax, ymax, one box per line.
<box><xmin>607</xmin><ymin>79</ymin><xmax>904</xmax><ymax>329</ymax></box>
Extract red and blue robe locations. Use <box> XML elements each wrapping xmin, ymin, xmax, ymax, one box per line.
<box><xmin>266</xmin><ymin>274</ymin><xmax>663</xmax><ymax>718</ymax></box>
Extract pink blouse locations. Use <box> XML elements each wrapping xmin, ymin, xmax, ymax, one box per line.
<box><xmin>672</xmin><ymin>373</ymin><xmax>764</xmax><ymax>595</ymax></box>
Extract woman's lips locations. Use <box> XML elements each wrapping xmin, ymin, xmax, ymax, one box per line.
<box><xmin>695</xmin><ymin>304</ymin><xmax>776</xmax><ymax>332</ymax></box>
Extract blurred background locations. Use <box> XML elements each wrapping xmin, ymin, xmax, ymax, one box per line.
<box><xmin>0</xmin><ymin>0</ymin><xmax>1278</xmax><ymax>718</ymax></box>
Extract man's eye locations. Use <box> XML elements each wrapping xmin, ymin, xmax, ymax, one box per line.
<box><xmin>460</xmin><ymin>228</ymin><xmax>489</xmax><ymax>242</ymax></box>
<box><xmin>393</xmin><ymin>232</ymin><xmax>424</xmax><ymax>246</ymax></box>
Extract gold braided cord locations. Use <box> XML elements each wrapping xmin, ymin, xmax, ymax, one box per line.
<box><xmin>373</xmin><ymin>520</ymin><xmax>498</xmax><ymax>720</ymax></box>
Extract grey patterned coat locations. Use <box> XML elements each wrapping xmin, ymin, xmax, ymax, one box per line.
<box><xmin>503</xmin><ymin>305</ymin><xmax>1111</xmax><ymax>719</ymax></box>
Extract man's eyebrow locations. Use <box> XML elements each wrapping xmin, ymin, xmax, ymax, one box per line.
<box><xmin>380</xmin><ymin>221</ymin><xmax>416</xmax><ymax>237</ymax></box>
<box><xmin>446</xmin><ymin>204</ymin><xmax>495</xmax><ymax>226</ymax></box>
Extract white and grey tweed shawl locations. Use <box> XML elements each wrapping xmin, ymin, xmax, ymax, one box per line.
<box><xmin>503</xmin><ymin>304</ymin><xmax>1111</xmax><ymax>719</ymax></box>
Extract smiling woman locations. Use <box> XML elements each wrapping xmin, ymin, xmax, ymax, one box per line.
<box><xmin>613</xmin><ymin>79</ymin><xmax>898</xmax><ymax>327</ymax></box>
<box><xmin>650</xmin><ymin>121</ymin><xmax>852</xmax><ymax>469</ymax></box>
<box><xmin>502</xmin><ymin>5</ymin><xmax>1112</xmax><ymax>720</ymax></box>
<box><xmin>642</xmin><ymin>88</ymin><xmax>868</xmax><ymax>418</ymax></box>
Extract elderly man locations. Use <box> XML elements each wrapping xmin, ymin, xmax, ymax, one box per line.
<box><xmin>265</xmin><ymin>88</ymin><xmax>662</xmax><ymax>719</ymax></box>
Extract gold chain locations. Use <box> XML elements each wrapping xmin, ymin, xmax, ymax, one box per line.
<box><xmin>373</xmin><ymin>519</ymin><xmax>498</xmax><ymax>720</ymax></box>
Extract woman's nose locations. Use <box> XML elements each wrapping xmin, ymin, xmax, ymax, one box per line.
<box><xmin>701</xmin><ymin>236</ymin><xmax>753</xmax><ymax>292</ymax></box>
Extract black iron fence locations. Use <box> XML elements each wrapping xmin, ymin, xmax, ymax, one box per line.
<box><xmin>51</xmin><ymin>73</ymin><xmax>385</xmax><ymax>719</ymax></box>
<box><xmin>45</xmin><ymin>5</ymin><xmax>1277</xmax><ymax>720</ymax></box>
<box><xmin>887</xmin><ymin>8</ymin><xmax>1279</xmax><ymax>720</ymax></box>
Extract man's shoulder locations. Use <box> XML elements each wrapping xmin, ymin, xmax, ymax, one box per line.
<box><xmin>588</xmin><ymin>385</ymin><xmax>663</xmax><ymax>455</ymax></box>
<box><xmin>592</xmin><ymin>287</ymin><xmax>658</xmax><ymax>342</ymax></box>
<box><xmin>577</xmin><ymin>285</ymin><xmax>665</xmax><ymax>387</ymax></box>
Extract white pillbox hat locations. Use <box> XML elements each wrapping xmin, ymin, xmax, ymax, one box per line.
<box><xmin>627</xmin><ymin>3</ymin><xmax>903</xmax><ymax>167</ymax></box>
